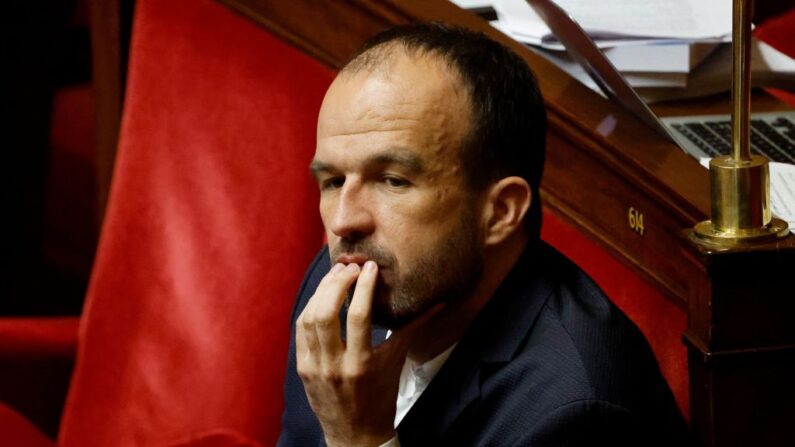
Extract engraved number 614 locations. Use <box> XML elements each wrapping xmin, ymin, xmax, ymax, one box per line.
<box><xmin>628</xmin><ymin>207</ymin><xmax>645</xmax><ymax>236</ymax></box>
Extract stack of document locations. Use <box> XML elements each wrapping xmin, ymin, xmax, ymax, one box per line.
<box><xmin>475</xmin><ymin>0</ymin><xmax>795</xmax><ymax>102</ymax></box>
<box><xmin>491</xmin><ymin>0</ymin><xmax>730</xmax><ymax>90</ymax></box>
<box><xmin>492</xmin><ymin>0</ymin><xmax>732</xmax><ymax>49</ymax></box>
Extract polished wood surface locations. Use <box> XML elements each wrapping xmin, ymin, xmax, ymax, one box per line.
<box><xmin>683</xmin><ymin>237</ymin><xmax>795</xmax><ymax>446</ymax></box>
<box><xmin>651</xmin><ymin>90</ymin><xmax>794</xmax><ymax>116</ymax></box>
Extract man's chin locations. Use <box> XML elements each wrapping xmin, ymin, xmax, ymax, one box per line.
<box><xmin>371</xmin><ymin>309</ymin><xmax>415</xmax><ymax>330</ymax></box>
<box><xmin>371</xmin><ymin>292</ymin><xmax>442</xmax><ymax>331</ymax></box>
<box><xmin>371</xmin><ymin>291</ymin><xmax>420</xmax><ymax>330</ymax></box>
<box><xmin>371</xmin><ymin>300</ymin><xmax>408</xmax><ymax>330</ymax></box>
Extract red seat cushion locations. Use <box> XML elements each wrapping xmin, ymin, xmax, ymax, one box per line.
<box><xmin>159</xmin><ymin>429</ymin><xmax>263</xmax><ymax>447</ymax></box>
<box><xmin>0</xmin><ymin>317</ymin><xmax>78</xmax><ymax>437</ymax></box>
<box><xmin>0</xmin><ymin>403</ymin><xmax>57</xmax><ymax>447</ymax></box>
<box><xmin>58</xmin><ymin>1</ymin><xmax>332</xmax><ymax>445</ymax></box>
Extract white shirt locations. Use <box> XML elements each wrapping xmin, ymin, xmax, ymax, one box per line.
<box><xmin>379</xmin><ymin>341</ymin><xmax>457</xmax><ymax>447</ymax></box>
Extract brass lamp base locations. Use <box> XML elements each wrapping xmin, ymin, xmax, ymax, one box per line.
<box><xmin>692</xmin><ymin>217</ymin><xmax>790</xmax><ymax>248</ymax></box>
<box><xmin>691</xmin><ymin>155</ymin><xmax>789</xmax><ymax>249</ymax></box>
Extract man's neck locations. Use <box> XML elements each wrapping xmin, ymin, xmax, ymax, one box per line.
<box><xmin>406</xmin><ymin>231</ymin><xmax>530</xmax><ymax>363</ymax></box>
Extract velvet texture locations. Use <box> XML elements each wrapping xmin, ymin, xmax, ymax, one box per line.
<box><xmin>57</xmin><ymin>0</ymin><xmax>330</xmax><ymax>445</ymax></box>
<box><xmin>0</xmin><ymin>403</ymin><xmax>57</xmax><ymax>447</ymax></box>
<box><xmin>159</xmin><ymin>429</ymin><xmax>264</xmax><ymax>447</ymax></box>
<box><xmin>0</xmin><ymin>318</ymin><xmax>79</xmax><ymax>437</ymax></box>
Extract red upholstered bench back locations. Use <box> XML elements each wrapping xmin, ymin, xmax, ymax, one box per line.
<box><xmin>59</xmin><ymin>1</ymin><xmax>331</xmax><ymax>445</ymax></box>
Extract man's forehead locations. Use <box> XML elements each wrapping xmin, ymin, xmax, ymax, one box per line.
<box><xmin>314</xmin><ymin>48</ymin><xmax>472</xmax><ymax>177</ymax></box>
<box><xmin>320</xmin><ymin>53</ymin><xmax>469</xmax><ymax>131</ymax></box>
<box><xmin>331</xmin><ymin>50</ymin><xmax>465</xmax><ymax>106</ymax></box>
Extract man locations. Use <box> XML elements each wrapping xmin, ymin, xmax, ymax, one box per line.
<box><xmin>277</xmin><ymin>23</ymin><xmax>687</xmax><ymax>446</ymax></box>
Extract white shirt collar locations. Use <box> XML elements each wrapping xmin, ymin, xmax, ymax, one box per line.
<box><xmin>394</xmin><ymin>342</ymin><xmax>457</xmax><ymax>426</ymax></box>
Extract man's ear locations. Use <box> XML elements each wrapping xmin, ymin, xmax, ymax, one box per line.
<box><xmin>481</xmin><ymin>176</ymin><xmax>532</xmax><ymax>246</ymax></box>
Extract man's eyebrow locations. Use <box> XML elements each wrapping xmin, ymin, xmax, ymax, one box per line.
<box><xmin>309</xmin><ymin>160</ymin><xmax>334</xmax><ymax>177</ymax></box>
<box><xmin>364</xmin><ymin>151</ymin><xmax>424</xmax><ymax>174</ymax></box>
<box><xmin>309</xmin><ymin>150</ymin><xmax>425</xmax><ymax>176</ymax></box>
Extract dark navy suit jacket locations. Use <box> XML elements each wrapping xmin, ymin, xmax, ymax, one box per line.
<box><xmin>277</xmin><ymin>241</ymin><xmax>688</xmax><ymax>446</ymax></box>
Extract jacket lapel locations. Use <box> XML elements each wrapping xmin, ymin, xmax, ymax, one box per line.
<box><xmin>397</xmin><ymin>241</ymin><xmax>556</xmax><ymax>442</ymax></box>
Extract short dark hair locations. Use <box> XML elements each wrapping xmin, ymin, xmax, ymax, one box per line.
<box><xmin>342</xmin><ymin>22</ymin><xmax>547</xmax><ymax>238</ymax></box>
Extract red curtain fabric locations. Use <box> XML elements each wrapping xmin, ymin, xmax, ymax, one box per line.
<box><xmin>58</xmin><ymin>1</ymin><xmax>331</xmax><ymax>445</ymax></box>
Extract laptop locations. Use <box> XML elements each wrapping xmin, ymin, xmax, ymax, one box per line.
<box><xmin>525</xmin><ymin>0</ymin><xmax>795</xmax><ymax>163</ymax></box>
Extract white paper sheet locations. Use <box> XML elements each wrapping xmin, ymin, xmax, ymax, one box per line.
<box><xmin>770</xmin><ymin>162</ymin><xmax>795</xmax><ymax>227</ymax></box>
<box><xmin>450</xmin><ymin>0</ymin><xmax>495</xmax><ymax>8</ymax></box>
<box><xmin>495</xmin><ymin>0</ymin><xmax>732</xmax><ymax>43</ymax></box>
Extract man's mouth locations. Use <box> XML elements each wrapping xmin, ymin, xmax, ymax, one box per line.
<box><xmin>335</xmin><ymin>253</ymin><xmax>371</xmax><ymax>267</ymax></box>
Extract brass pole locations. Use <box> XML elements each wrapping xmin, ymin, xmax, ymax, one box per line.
<box><xmin>691</xmin><ymin>0</ymin><xmax>788</xmax><ymax>248</ymax></box>
<box><xmin>731</xmin><ymin>0</ymin><xmax>752</xmax><ymax>163</ymax></box>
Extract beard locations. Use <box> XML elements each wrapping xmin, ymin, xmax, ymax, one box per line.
<box><xmin>330</xmin><ymin>208</ymin><xmax>484</xmax><ymax>329</ymax></box>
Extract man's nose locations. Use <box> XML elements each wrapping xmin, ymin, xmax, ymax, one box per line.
<box><xmin>328</xmin><ymin>183</ymin><xmax>375</xmax><ymax>240</ymax></box>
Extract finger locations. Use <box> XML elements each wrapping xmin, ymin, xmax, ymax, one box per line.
<box><xmin>295</xmin><ymin>320</ymin><xmax>311</xmax><ymax>372</ymax></box>
<box><xmin>312</xmin><ymin>263</ymin><xmax>361</xmax><ymax>358</ymax></box>
<box><xmin>346</xmin><ymin>260</ymin><xmax>378</xmax><ymax>354</ymax></box>
<box><xmin>297</xmin><ymin>263</ymin><xmax>346</xmax><ymax>360</ymax></box>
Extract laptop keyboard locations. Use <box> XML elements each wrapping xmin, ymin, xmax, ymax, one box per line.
<box><xmin>670</xmin><ymin>116</ymin><xmax>795</xmax><ymax>163</ymax></box>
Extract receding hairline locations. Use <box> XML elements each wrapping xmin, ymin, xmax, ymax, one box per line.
<box><xmin>334</xmin><ymin>39</ymin><xmax>482</xmax><ymax>194</ymax></box>
<box><xmin>331</xmin><ymin>22</ymin><xmax>547</xmax><ymax>236</ymax></box>
<box><xmin>339</xmin><ymin>40</ymin><xmax>465</xmax><ymax>86</ymax></box>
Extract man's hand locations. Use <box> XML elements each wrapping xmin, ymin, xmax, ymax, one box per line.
<box><xmin>295</xmin><ymin>261</ymin><xmax>427</xmax><ymax>447</ymax></box>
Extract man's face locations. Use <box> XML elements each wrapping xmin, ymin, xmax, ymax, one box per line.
<box><xmin>312</xmin><ymin>50</ymin><xmax>484</xmax><ymax>328</ymax></box>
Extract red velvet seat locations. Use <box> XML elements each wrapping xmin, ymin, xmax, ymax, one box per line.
<box><xmin>2</xmin><ymin>0</ymin><xmax>330</xmax><ymax>444</ymax></box>
<box><xmin>60</xmin><ymin>0</ymin><xmax>330</xmax><ymax>444</ymax></box>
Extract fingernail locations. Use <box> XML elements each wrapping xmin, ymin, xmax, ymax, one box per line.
<box><xmin>364</xmin><ymin>260</ymin><xmax>376</xmax><ymax>272</ymax></box>
<box><xmin>330</xmin><ymin>263</ymin><xmax>344</xmax><ymax>273</ymax></box>
<box><xmin>345</xmin><ymin>263</ymin><xmax>360</xmax><ymax>272</ymax></box>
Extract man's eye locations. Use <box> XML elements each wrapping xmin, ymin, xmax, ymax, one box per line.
<box><xmin>383</xmin><ymin>175</ymin><xmax>409</xmax><ymax>188</ymax></box>
<box><xmin>321</xmin><ymin>177</ymin><xmax>344</xmax><ymax>190</ymax></box>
